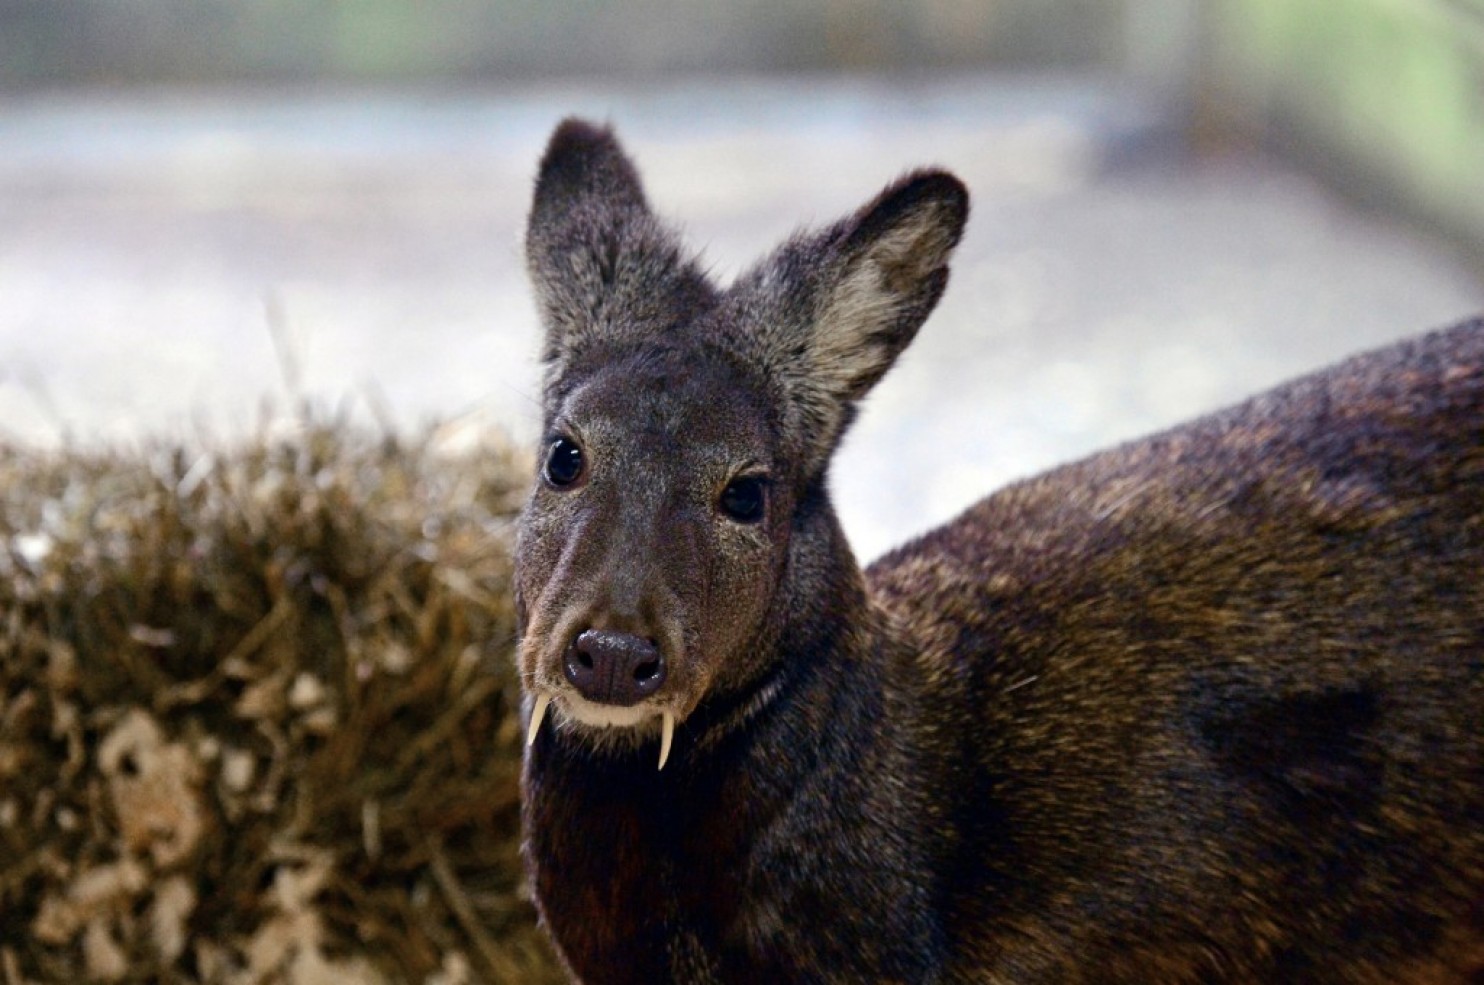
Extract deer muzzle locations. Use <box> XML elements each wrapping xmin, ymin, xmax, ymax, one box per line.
<box><xmin>562</xmin><ymin>628</ymin><xmax>667</xmax><ymax>706</ymax></box>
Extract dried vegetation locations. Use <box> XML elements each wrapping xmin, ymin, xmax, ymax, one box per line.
<box><xmin>0</xmin><ymin>416</ymin><xmax>562</xmax><ymax>983</ymax></box>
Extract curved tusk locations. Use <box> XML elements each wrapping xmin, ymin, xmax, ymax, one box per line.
<box><xmin>526</xmin><ymin>693</ymin><xmax>551</xmax><ymax>748</ymax></box>
<box><xmin>658</xmin><ymin>711</ymin><xmax>675</xmax><ymax>771</ymax></box>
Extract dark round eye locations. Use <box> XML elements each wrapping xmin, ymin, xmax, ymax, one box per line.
<box><xmin>720</xmin><ymin>476</ymin><xmax>766</xmax><ymax>523</ymax></box>
<box><xmin>543</xmin><ymin>437</ymin><xmax>584</xmax><ymax>488</ymax></box>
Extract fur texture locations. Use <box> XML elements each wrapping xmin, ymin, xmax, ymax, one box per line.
<box><xmin>515</xmin><ymin>118</ymin><xmax>1484</xmax><ymax>983</ymax></box>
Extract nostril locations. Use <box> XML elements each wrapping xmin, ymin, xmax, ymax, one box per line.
<box><xmin>566</xmin><ymin>628</ymin><xmax>667</xmax><ymax>705</ymax></box>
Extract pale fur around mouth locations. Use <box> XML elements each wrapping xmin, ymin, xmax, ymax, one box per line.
<box><xmin>526</xmin><ymin>692</ymin><xmax>676</xmax><ymax>770</ymax></box>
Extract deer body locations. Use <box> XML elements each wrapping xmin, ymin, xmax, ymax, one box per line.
<box><xmin>515</xmin><ymin>119</ymin><xmax>1484</xmax><ymax>983</ymax></box>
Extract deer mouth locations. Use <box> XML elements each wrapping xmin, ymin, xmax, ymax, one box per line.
<box><xmin>525</xmin><ymin>692</ymin><xmax>677</xmax><ymax>770</ymax></box>
<box><xmin>519</xmin><ymin>615</ymin><xmax>690</xmax><ymax>769</ymax></box>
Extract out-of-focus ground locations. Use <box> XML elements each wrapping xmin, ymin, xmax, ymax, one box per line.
<box><xmin>2</xmin><ymin>76</ymin><xmax>1481</xmax><ymax>560</ymax></box>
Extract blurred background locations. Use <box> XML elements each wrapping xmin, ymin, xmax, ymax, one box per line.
<box><xmin>2</xmin><ymin>0</ymin><xmax>1482</xmax><ymax>558</ymax></box>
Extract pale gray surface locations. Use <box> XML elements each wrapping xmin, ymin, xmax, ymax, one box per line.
<box><xmin>2</xmin><ymin>76</ymin><xmax>1480</xmax><ymax>560</ymax></box>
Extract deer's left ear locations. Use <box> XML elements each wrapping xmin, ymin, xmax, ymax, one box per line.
<box><xmin>810</xmin><ymin>170</ymin><xmax>968</xmax><ymax>400</ymax></box>
<box><xmin>735</xmin><ymin>170</ymin><xmax>969</xmax><ymax>466</ymax></box>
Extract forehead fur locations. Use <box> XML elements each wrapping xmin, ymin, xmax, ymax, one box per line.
<box><xmin>553</xmin><ymin>341</ymin><xmax>780</xmax><ymax>452</ymax></box>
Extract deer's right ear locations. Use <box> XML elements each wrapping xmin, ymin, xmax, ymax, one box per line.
<box><xmin>529</xmin><ymin>118</ymin><xmax>649</xmax><ymax>231</ymax></box>
<box><xmin>526</xmin><ymin>119</ymin><xmax>708</xmax><ymax>377</ymax></box>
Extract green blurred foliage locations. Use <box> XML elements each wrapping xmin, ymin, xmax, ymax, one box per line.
<box><xmin>1212</xmin><ymin>0</ymin><xmax>1484</xmax><ymax>258</ymax></box>
<box><xmin>1</xmin><ymin>0</ymin><xmax>1477</xmax><ymax>256</ymax></box>
<box><xmin>0</xmin><ymin>0</ymin><xmax>1121</xmax><ymax>87</ymax></box>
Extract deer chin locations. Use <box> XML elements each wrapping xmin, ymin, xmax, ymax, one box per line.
<box><xmin>560</xmin><ymin>695</ymin><xmax>660</xmax><ymax>729</ymax></box>
<box><xmin>527</xmin><ymin>692</ymin><xmax>678</xmax><ymax>769</ymax></box>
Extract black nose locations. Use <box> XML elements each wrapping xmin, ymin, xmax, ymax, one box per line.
<box><xmin>564</xmin><ymin>629</ymin><xmax>667</xmax><ymax>706</ymax></box>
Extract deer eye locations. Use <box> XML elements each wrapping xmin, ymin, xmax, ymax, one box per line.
<box><xmin>719</xmin><ymin>476</ymin><xmax>766</xmax><ymax>523</ymax></box>
<box><xmin>543</xmin><ymin>437</ymin><xmax>584</xmax><ymax>488</ymax></box>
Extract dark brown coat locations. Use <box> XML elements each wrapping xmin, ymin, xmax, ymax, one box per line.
<box><xmin>515</xmin><ymin>117</ymin><xmax>1484</xmax><ymax>984</ymax></box>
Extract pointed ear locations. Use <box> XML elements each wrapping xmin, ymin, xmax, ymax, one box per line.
<box><xmin>735</xmin><ymin>170</ymin><xmax>969</xmax><ymax>468</ymax></box>
<box><xmin>525</xmin><ymin>119</ymin><xmax>711</xmax><ymax>379</ymax></box>
<box><xmin>529</xmin><ymin>117</ymin><xmax>649</xmax><ymax>232</ymax></box>
<box><xmin>814</xmin><ymin>170</ymin><xmax>968</xmax><ymax>399</ymax></box>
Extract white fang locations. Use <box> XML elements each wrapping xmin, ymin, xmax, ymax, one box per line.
<box><xmin>527</xmin><ymin>693</ymin><xmax>551</xmax><ymax>748</ymax></box>
<box><xmin>658</xmin><ymin>711</ymin><xmax>675</xmax><ymax>770</ymax></box>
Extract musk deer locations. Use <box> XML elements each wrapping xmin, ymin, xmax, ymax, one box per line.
<box><xmin>514</xmin><ymin>118</ymin><xmax>1484</xmax><ymax>983</ymax></box>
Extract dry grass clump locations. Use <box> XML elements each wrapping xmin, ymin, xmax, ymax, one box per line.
<box><xmin>0</xmin><ymin>416</ymin><xmax>563</xmax><ymax>984</ymax></box>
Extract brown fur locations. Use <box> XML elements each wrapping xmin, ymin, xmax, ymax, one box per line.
<box><xmin>515</xmin><ymin>118</ymin><xmax>1484</xmax><ymax>983</ymax></box>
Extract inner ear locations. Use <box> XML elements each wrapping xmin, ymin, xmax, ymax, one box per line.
<box><xmin>808</xmin><ymin>169</ymin><xmax>970</xmax><ymax>400</ymax></box>
<box><xmin>843</xmin><ymin>170</ymin><xmax>969</xmax><ymax>293</ymax></box>
<box><xmin>718</xmin><ymin>168</ymin><xmax>968</xmax><ymax>473</ymax></box>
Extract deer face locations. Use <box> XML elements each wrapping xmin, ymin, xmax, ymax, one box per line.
<box><xmin>517</xmin><ymin>119</ymin><xmax>967</xmax><ymax>766</ymax></box>
<box><xmin>516</xmin><ymin>344</ymin><xmax>793</xmax><ymax>761</ymax></box>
